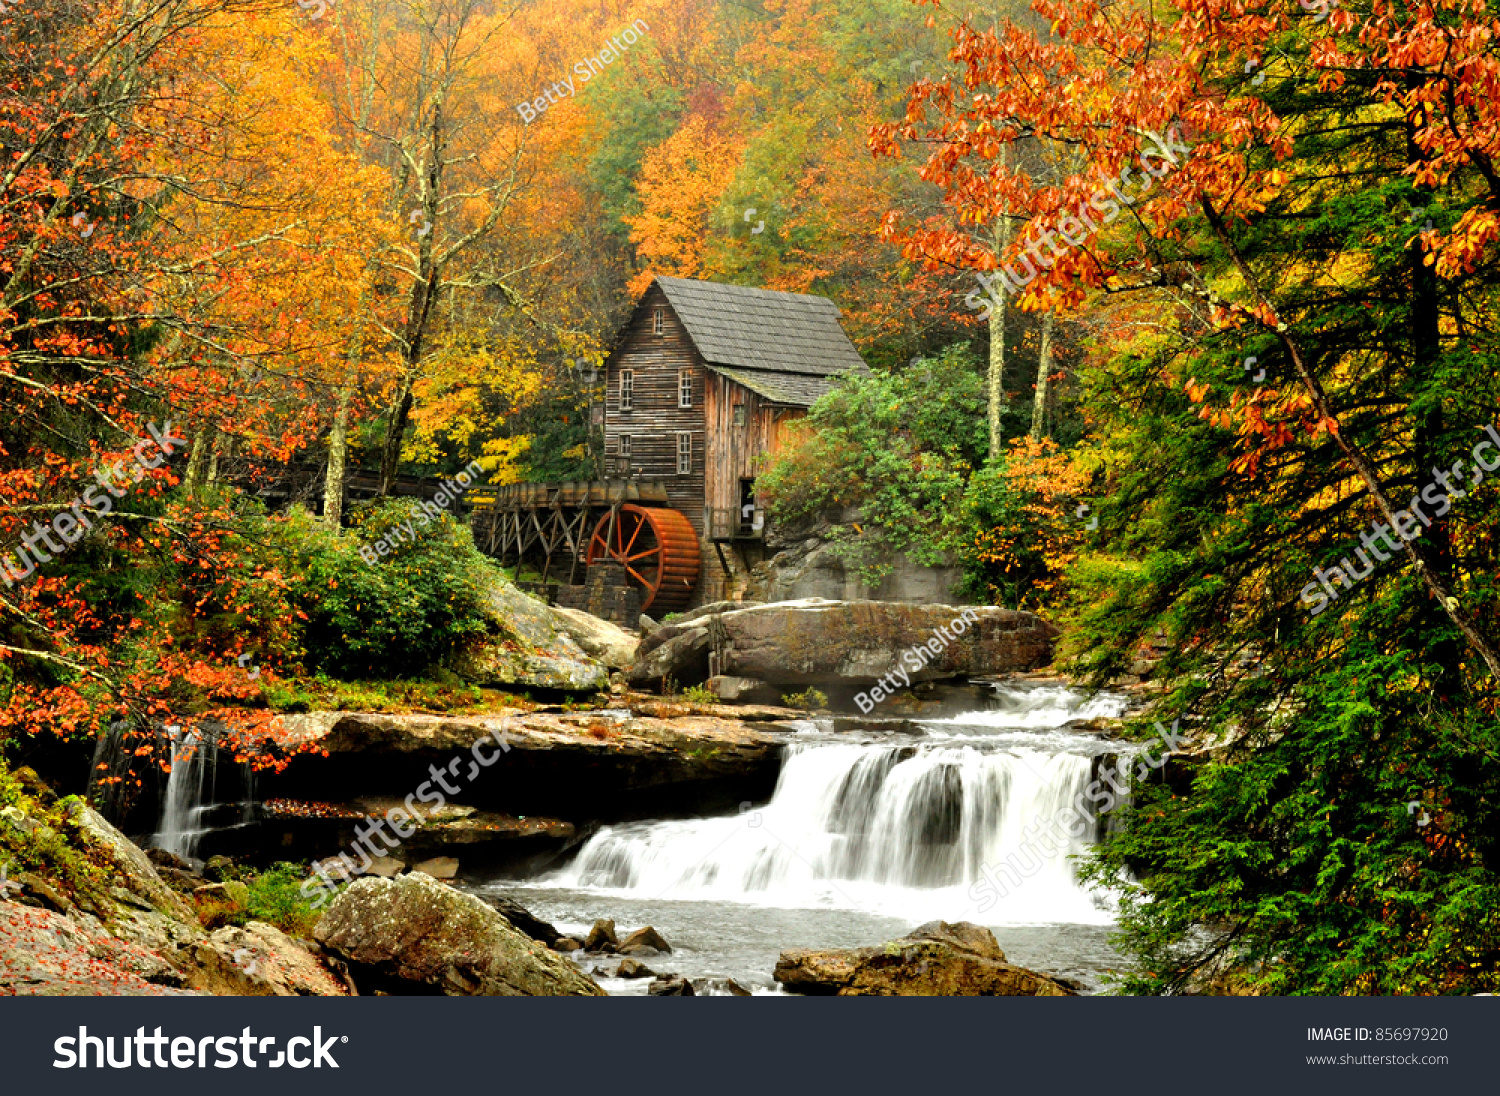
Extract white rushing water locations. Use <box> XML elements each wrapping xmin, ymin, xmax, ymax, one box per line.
<box><xmin>151</xmin><ymin>725</ymin><xmax>254</xmax><ymax>860</ymax></box>
<box><xmin>548</xmin><ymin>684</ymin><xmax>1133</xmax><ymax>925</ymax></box>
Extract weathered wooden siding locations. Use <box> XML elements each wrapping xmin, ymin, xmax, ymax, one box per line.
<box><xmin>702</xmin><ymin>373</ymin><xmax>805</xmax><ymax>519</ymax></box>
<box><xmin>603</xmin><ymin>283</ymin><xmax>707</xmax><ymax>533</ymax></box>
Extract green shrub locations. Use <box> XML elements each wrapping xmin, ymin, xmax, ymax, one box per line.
<box><xmin>759</xmin><ymin>346</ymin><xmax>981</xmax><ymax>585</ymax></box>
<box><xmin>284</xmin><ymin>500</ymin><xmax>495</xmax><ymax>678</ymax></box>
<box><xmin>681</xmin><ymin>684</ymin><xmax>718</xmax><ymax>704</ymax></box>
<box><xmin>781</xmin><ymin>687</ymin><xmax>828</xmax><ymax>711</ymax></box>
<box><xmin>192</xmin><ymin>863</ymin><xmax>322</xmax><ymax>938</ymax></box>
<box><xmin>244</xmin><ymin>862</ymin><xmax>323</xmax><ymax>938</ymax></box>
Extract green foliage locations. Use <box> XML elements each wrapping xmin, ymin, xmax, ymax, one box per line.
<box><xmin>263</xmin><ymin>672</ymin><xmax>511</xmax><ymax>714</ymax></box>
<box><xmin>1082</xmin><ymin>659</ymin><xmax>1500</xmax><ymax>995</ymax></box>
<box><xmin>954</xmin><ymin>458</ymin><xmax>1046</xmax><ymax>606</ymax></box>
<box><xmin>781</xmin><ymin>686</ymin><xmax>828</xmax><ymax>711</ymax></box>
<box><xmin>282</xmin><ymin>500</ymin><xmax>495</xmax><ymax>679</ymax></box>
<box><xmin>510</xmin><ymin>384</ymin><xmax>599</xmax><ymax>483</ymax></box>
<box><xmin>243</xmin><ymin>862</ymin><xmax>324</xmax><ymax>939</ymax></box>
<box><xmin>193</xmin><ymin>863</ymin><xmax>322</xmax><ymax>938</ymax></box>
<box><xmin>760</xmin><ymin>345</ymin><xmax>984</xmax><ymax>583</ymax></box>
<box><xmin>0</xmin><ymin>761</ymin><xmax>105</xmax><ymax>904</ymax></box>
<box><xmin>584</xmin><ymin>73</ymin><xmax>686</xmax><ymax>239</ymax></box>
<box><xmin>681</xmin><ymin>684</ymin><xmax>718</xmax><ymax>704</ymax></box>
<box><xmin>1059</xmin><ymin>69</ymin><xmax>1500</xmax><ymax>990</ymax></box>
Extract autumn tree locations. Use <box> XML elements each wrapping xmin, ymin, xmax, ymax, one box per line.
<box><xmin>876</xmin><ymin>0</ymin><xmax>1500</xmax><ymax>991</ymax></box>
<box><xmin>0</xmin><ymin>0</ymin><xmax>348</xmax><ymax>764</ymax></box>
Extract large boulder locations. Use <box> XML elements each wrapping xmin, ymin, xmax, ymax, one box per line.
<box><xmin>584</xmin><ymin>918</ymin><xmax>618</xmax><ymax>953</ymax></box>
<box><xmin>62</xmin><ymin>800</ymin><xmax>207</xmax><ymax>958</ymax></box>
<box><xmin>450</xmin><ymin>580</ymin><xmax>609</xmax><ymax>691</ymax></box>
<box><xmin>619</xmin><ymin>925</ymin><xmax>671</xmax><ymax>954</ymax></box>
<box><xmin>184</xmin><ymin>921</ymin><xmax>353</xmax><ymax>997</ymax></box>
<box><xmin>0</xmin><ymin>901</ymin><xmax>201</xmax><ymax>996</ymax></box>
<box><xmin>773</xmin><ymin>921</ymin><xmax>1076</xmax><ymax>997</ymax></box>
<box><xmin>629</xmin><ymin>599</ymin><xmax>1058</xmax><ymax>690</ymax></box>
<box><xmin>314</xmin><ymin>872</ymin><xmax>605</xmax><ymax>996</ymax></box>
<box><xmin>548</xmin><ymin>606</ymin><xmax>639</xmax><ymax>669</ymax></box>
<box><xmin>65</xmin><ymin>800</ymin><xmax>194</xmax><ymax>924</ymax></box>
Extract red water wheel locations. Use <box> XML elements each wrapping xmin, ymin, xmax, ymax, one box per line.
<box><xmin>586</xmin><ymin>504</ymin><xmax>701</xmax><ymax>613</ymax></box>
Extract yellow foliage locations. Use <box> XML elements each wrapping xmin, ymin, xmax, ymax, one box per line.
<box><xmin>405</xmin><ymin>337</ymin><xmax>550</xmax><ymax>467</ymax></box>
<box><xmin>625</xmin><ymin>115</ymin><xmax>746</xmax><ymax>296</ymax></box>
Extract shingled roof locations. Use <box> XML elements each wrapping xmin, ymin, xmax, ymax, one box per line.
<box><xmin>652</xmin><ymin>276</ymin><xmax>869</xmax><ymax>405</ymax></box>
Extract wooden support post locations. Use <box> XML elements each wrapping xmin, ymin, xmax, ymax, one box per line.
<box><xmin>567</xmin><ymin>506</ymin><xmax>589</xmax><ymax>585</ymax></box>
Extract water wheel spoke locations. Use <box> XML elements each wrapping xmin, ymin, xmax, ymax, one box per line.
<box><xmin>624</xmin><ymin>564</ymin><xmax>657</xmax><ymax>591</ymax></box>
<box><xmin>623</xmin><ymin>518</ymin><xmax>645</xmax><ymax>557</ymax></box>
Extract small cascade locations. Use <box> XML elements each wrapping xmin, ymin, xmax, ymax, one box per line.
<box><xmin>86</xmin><ymin>722</ymin><xmax>142</xmax><ymax>826</ymax></box>
<box><xmin>87</xmin><ymin>720</ymin><xmax>256</xmax><ymax>860</ymax></box>
<box><xmin>550</xmin><ymin>685</ymin><xmax>1136</xmax><ymax>924</ymax></box>
<box><xmin>151</xmin><ymin>724</ymin><xmax>256</xmax><ymax>861</ymax></box>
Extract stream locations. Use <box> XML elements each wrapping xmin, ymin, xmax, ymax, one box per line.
<box><xmin>473</xmin><ymin>683</ymin><xmax>1135</xmax><ymax>995</ymax></box>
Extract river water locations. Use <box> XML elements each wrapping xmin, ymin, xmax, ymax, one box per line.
<box><xmin>473</xmin><ymin>683</ymin><xmax>1136</xmax><ymax>995</ymax></box>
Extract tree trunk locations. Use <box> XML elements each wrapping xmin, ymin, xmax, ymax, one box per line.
<box><xmin>327</xmin><ymin>282</ymin><xmax>375</xmax><ymax>524</ymax></box>
<box><xmin>379</xmin><ymin>370</ymin><xmax>419</xmax><ymax>496</ymax></box>
<box><xmin>1031</xmin><ymin>310</ymin><xmax>1055</xmax><ymax>440</ymax></box>
<box><xmin>988</xmin><ymin>287</ymin><xmax>1007</xmax><ymax>459</ymax></box>
<box><xmin>987</xmin><ymin>147</ymin><xmax>1012</xmax><ymax>461</ymax></box>
<box><xmin>379</xmin><ymin>102</ymin><xmax>443</xmax><ymax>498</ymax></box>
<box><xmin>324</xmin><ymin>385</ymin><xmax>352</xmax><ymax>527</ymax></box>
<box><xmin>184</xmin><ymin>424</ymin><xmax>215</xmax><ymax>497</ymax></box>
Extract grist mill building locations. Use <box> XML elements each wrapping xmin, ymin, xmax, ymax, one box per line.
<box><xmin>471</xmin><ymin>275</ymin><xmax>869</xmax><ymax>619</ymax></box>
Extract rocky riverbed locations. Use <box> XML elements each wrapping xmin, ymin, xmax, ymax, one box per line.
<box><xmin>1</xmin><ymin>591</ymin><xmax>1182</xmax><ymax>996</ymax></box>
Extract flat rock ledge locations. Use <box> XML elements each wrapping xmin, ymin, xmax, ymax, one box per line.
<box><xmin>265</xmin><ymin>708</ymin><xmax>789</xmax><ymax>820</ymax></box>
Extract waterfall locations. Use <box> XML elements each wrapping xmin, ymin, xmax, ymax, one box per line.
<box><xmin>151</xmin><ymin>724</ymin><xmax>256</xmax><ymax>861</ymax></box>
<box><xmin>153</xmin><ymin>725</ymin><xmax>208</xmax><ymax>859</ymax></box>
<box><xmin>88</xmin><ymin>720</ymin><xmax>255</xmax><ymax>860</ymax></box>
<box><xmin>551</xmin><ymin>685</ymin><xmax>1134</xmax><ymax>924</ymax></box>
